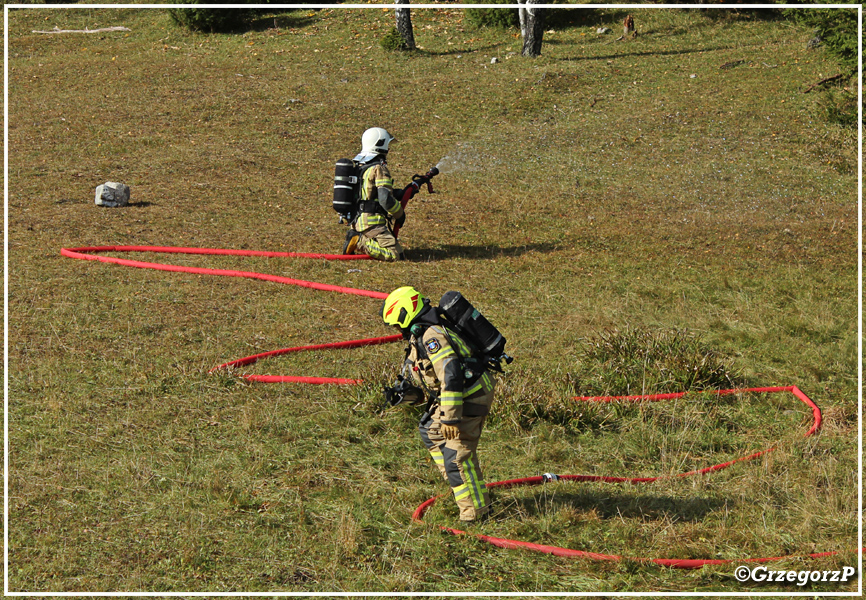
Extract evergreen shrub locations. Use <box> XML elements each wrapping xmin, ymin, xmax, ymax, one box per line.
<box><xmin>785</xmin><ymin>4</ymin><xmax>859</xmax><ymax>71</ymax></box>
<box><xmin>380</xmin><ymin>27</ymin><xmax>408</xmax><ymax>52</ymax></box>
<box><xmin>167</xmin><ymin>6</ymin><xmax>257</xmax><ymax>33</ymax></box>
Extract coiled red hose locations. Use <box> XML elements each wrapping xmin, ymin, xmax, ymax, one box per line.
<box><xmin>412</xmin><ymin>386</ymin><xmax>838</xmax><ymax>568</ymax></box>
<box><xmin>61</xmin><ymin>245</ymin><xmax>852</xmax><ymax>569</ymax></box>
<box><xmin>61</xmin><ymin>245</ymin><xmax>396</xmax><ymax>383</ymax></box>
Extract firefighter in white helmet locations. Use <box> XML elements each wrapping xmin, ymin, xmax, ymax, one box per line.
<box><xmin>342</xmin><ymin>127</ymin><xmax>406</xmax><ymax>261</ymax></box>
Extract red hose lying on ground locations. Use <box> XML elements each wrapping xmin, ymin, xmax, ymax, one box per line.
<box><xmin>209</xmin><ymin>334</ymin><xmax>403</xmax><ymax>384</ymax></box>
<box><xmin>412</xmin><ymin>386</ymin><xmax>838</xmax><ymax>568</ymax></box>
<box><xmin>62</xmin><ymin>246</ymin><xmax>396</xmax><ymax>384</ymax></box>
<box><xmin>61</xmin><ymin>245</ymin><xmax>852</xmax><ymax>569</ymax></box>
<box><xmin>61</xmin><ymin>246</ymin><xmax>384</xmax><ymax>299</ymax></box>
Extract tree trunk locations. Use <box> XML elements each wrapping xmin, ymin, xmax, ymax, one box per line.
<box><xmin>395</xmin><ymin>0</ymin><xmax>416</xmax><ymax>51</ymax></box>
<box><xmin>517</xmin><ymin>0</ymin><xmax>545</xmax><ymax>58</ymax></box>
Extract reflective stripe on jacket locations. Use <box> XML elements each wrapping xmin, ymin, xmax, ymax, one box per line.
<box><xmin>356</xmin><ymin>162</ymin><xmax>403</xmax><ymax>231</ymax></box>
<box><xmin>409</xmin><ymin>325</ymin><xmax>495</xmax><ymax>425</ymax></box>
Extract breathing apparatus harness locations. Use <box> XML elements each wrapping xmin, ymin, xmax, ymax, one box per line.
<box><xmin>333</xmin><ymin>160</ymin><xmax>439</xmax><ymax>235</ymax></box>
<box><xmin>380</xmin><ymin>292</ymin><xmax>513</xmax><ymax>416</ymax></box>
<box><xmin>333</xmin><ymin>158</ymin><xmax>385</xmax><ymax>224</ymax></box>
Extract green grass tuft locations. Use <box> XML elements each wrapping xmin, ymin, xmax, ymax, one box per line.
<box><xmin>571</xmin><ymin>326</ymin><xmax>744</xmax><ymax>396</ymax></box>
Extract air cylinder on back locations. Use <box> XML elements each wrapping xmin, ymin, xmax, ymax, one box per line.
<box><xmin>439</xmin><ymin>291</ymin><xmax>507</xmax><ymax>358</ymax></box>
<box><xmin>333</xmin><ymin>158</ymin><xmax>358</xmax><ymax>218</ymax></box>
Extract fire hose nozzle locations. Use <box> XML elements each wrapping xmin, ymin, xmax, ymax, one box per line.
<box><xmin>423</xmin><ymin>167</ymin><xmax>439</xmax><ymax>194</ymax></box>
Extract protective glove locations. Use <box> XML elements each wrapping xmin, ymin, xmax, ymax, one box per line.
<box><xmin>395</xmin><ymin>212</ymin><xmax>406</xmax><ymax>229</ymax></box>
<box><xmin>440</xmin><ymin>423</ymin><xmax>460</xmax><ymax>440</ymax></box>
<box><xmin>396</xmin><ymin>182</ymin><xmax>416</xmax><ymax>201</ymax></box>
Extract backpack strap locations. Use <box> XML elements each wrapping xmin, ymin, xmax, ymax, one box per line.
<box><xmin>431</xmin><ymin>310</ymin><xmax>489</xmax><ymax>384</ymax></box>
<box><xmin>435</xmin><ymin>308</ymin><xmax>504</xmax><ymax>374</ymax></box>
<box><xmin>356</xmin><ymin>159</ymin><xmax>389</xmax><ymax>215</ymax></box>
<box><xmin>412</xmin><ymin>311</ymin><xmax>485</xmax><ymax>376</ymax></box>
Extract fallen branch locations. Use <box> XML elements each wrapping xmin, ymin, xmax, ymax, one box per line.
<box><xmin>802</xmin><ymin>73</ymin><xmax>845</xmax><ymax>93</ymax></box>
<box><xmin>32</xmin><ymin>26</ymin><xmax>130</xmax><ymax>34</ymax></box>
<box><xmin>720</xmin><ymin>59</ymin><xmax>746</xmax><ymax>69</ymax></box>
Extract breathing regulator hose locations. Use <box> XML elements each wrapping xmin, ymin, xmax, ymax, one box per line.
<box><xmin>60</xmin><ymin>245</ymin><xmax>856</xmax><ymax>569</ymax></box>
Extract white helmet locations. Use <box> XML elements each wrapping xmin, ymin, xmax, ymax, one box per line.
<box><xmin>360</xmin><ymin>127</ymin><xmax>395</xmax><ymax>155</ymax></box>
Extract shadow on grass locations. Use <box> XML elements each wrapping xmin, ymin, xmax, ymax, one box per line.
<box><xmin>558</xmin><ymin>43</ymin><xmax>749</xmax><ymax>63</ymax></box>
<box><xmin>406</xmin><ymin>242</ymin><xmax>559</xmax><ymax>262</ymax></box>
<box><xmin>694</xmin><ymin>7</ymin><xmax>786</xmax><ymax>23</ymax></box>
<box><xmin>504</xmin><ymin>489</ymin><xmax>729</xmax><ymax>523</ymax></box>
<box><xmin>550</xmin><ymin>7</ymin><xmax>632</xmax><ymax>29</ymax></box>
<box><xmin>387</xmin><ymin>43</ymin><xmax>503</xmax><ymax>58</ymax></box>
<box><xmin>247</xmin><ymin>10</ymin><xmax>319</xmax><ymax>33</ymax></box>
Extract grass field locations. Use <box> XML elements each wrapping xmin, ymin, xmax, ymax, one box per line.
<box><xmin>6</xmin><ymin>4</ymin><xmax>860</xmax><ymax>594</ymax></box>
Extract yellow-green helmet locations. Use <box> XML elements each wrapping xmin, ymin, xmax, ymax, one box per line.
<box><xmin>382</xmin><ymin>286</ymin><xmax>424</xmax><ymax>329</ymax></box>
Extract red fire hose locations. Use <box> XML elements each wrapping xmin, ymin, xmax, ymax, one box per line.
<box><xmin>209</xmin><ymin>334</ymin><xmax>403</xmax><ymax>384</ymax></box>
<box><xmin>60</xmin><ymin>246</ymin><xmax>382</xmax><ymax>299</ymax></box>
<box><xmin>61</xmin><ymin>245</ymin><xmax>854</xmax><ymax>569</ymax></box>
<box><xmin>412</xmin><ymin>385</ymin><xmax>839</xmax><ymax>568</ymax></box>
<box><xmin>393</xmin><ymin>167</ymin><xmax>438</xmax><ymax>238</ymax></box>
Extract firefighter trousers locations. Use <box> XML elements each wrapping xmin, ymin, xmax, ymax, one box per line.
<box><xmin>357</xmin><ymin>224</ymin><xmax>403</xmax><ymax>262</ymax></box>
<box><xmin>418</xmin><ymin>393</ymin><xmax>493</xmax><ymax>521</ymax></box>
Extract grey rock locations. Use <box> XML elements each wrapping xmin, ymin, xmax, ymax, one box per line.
<box><xmin>95</xmin><ymin>181</ymin><xmax>130</xmax><ymax>207</ymax></box>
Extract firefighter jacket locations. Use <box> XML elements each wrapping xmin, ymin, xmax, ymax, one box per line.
<box><xmin>407</xmin><ymin>324</ymin><xmax>495</xmax><ymax>425</ymax></box>
<box><xmin>355</xmin><ymin>161</ymin><xmax>404</xmax><ymax>232</ymax></box>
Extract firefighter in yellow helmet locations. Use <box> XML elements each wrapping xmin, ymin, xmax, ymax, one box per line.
<box><xmin>382</xmin><ymin>286</ymin><xmax>495</xmax><ymax>522</ymax></box>
<box><xmin>342</xmin><ymin>127</ymin><xmax>405</xmax><ymax>261</ymax></box>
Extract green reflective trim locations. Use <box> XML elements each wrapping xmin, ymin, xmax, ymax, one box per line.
<box><xmin>440</xmin><ymin>391</ymin><xmax>463</xmax><ymax>406</ymax></box>
<box><xmin>465</xmin><ymin>372</ymin><xmax>493</xmax><ymax>397</ymax></box>
<box><xmin>356</xmin><ymin>213</ymin><xmax>387</xmax><ymax>229</ymax></box>
<box><xmin>429</xmin><ymin>346</ymin><xmax>455</xmax><ymax>364</ymax></box>
<box><xmin>360</xmin><ymin>172</ymin><xmax>373</xmax><ymax>201</ymax></box>
<box><xmin>361</xmin><ymin>240</ymin><xmax>400</xmax><ymax>261</ymax></box>
<box><xmin>452</xmin><ymin>484</ymin><xmax>471</xmax><ymax>501</ymax></box>
<box><xmin>429</xmin><ymin>450</ymin><xmax>445</xmax><ymax>465</ymax></box>
<box><xmin>465</xmin><ymin>459</ymin><xmax>487</xmax><ymax>509</ymax></box>
<box><xmin>450</xmin><ymin>333</ymin><xmax>471</xmax><ymax>357</ymax></box>
<box><xmin>464</xmin><ymin>380</ymin><xmax>483</xmax><ymax>397</ymax></box>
